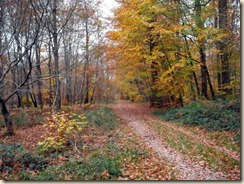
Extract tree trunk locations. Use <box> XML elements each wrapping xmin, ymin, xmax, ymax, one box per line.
<box><xmin>219</xmin><ymin>0</ymin><xmax>231</xmax><ymax>95</ymax></box>
<box><xmin>64</xmin><ymin>39</ymin><xmax>72</xmax><ymax>105</ymax></box>
<box><xmin>192</xmin><ymin>62</ymin><xmax>200</xmax><ymax>96</ymax></box>
<box><xmin>205</xmin><ymin>66</ymin><xmax>215</xmax><ymax>99</ymax></box>
<box><xmin>84</xmin><ymin>11</ymin><xmax>90</xmax><ymax>104</ymax></box>
<box><xmin>0</xmin><ymin>99</ymin><xmax>14</xmax><ymax>136</ymax></box>
<box><xmin>214</xmin><ymin>9</ymin><xmax>222</xmax><ymax>91</ymax></box>
<box><xmin>183</xmin><ymin>35</ymin><xmax>200</xmax><ymax>97</ymax></box>
<box><xmin>16</xmin><ymin>92</ymin><xmax>23</xmax><ymax>108</ymax></box>
<box><xmin>200</xmin><ymin>48</ymin><xmax>208</xmax><ymax>99</ymax></box>
<box><xmin>52</xmin><ymin>0</ymin><xmax>61</xmax><ymax>110</ymax></box>
<box><xmin>29</xmin><ymin>91</ymin><xmax>38</xmax><ymax>108</ymax></box>
<box><xmin>195</xmin><ymin>0</ymin><xmax>208</xmax><ymax>99</ymax></box>
<box><xmin>35</xmin><ymin>43</ymin><xmax>43</xmax><ymax>109</ymax></box>
<box><xmin>48</xmin><ymin>41</ymin><xmax>53</xmax><ymax>107</ymax></box>
<box><xmin>148</xmin><ymin>25</ymin><xmax>160</xmax><ymax>107</ymax></box>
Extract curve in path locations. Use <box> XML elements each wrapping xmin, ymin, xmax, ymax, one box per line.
<box><xmin>111</xmin><ymin>100</ymin><xmax>226</xmax><ymax>180</ymax></box>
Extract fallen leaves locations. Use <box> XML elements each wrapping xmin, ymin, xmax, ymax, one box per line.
<box><xmin>0</xmin><ymin>101</ymin><xmax>240</xmax><ymax>181</ymax></box>
<box><xmin>112</xmin><ymin>121</ymin><xmax>176</xmax><ymax>180</ymax></box>
<box><xmin>0</xmin><ymin>124</ymin><xmax>47</xmax><ymax>151</ymax></box>
<box><xmin>110</xmin><ymin>100</ymin><xmax>240</xmax><ymax>180</ymax></box>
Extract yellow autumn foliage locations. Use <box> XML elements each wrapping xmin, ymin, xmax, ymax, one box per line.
<box><xmin>37</xmin><ymin>113</ymin><xmax>88</xmax><ymax>153</ymax></box>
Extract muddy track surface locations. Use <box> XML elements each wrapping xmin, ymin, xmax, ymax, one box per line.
<box><xmin>110</xmin><ymin>100</ymin><xmax>229</xmax><ymax>180</ymax></box>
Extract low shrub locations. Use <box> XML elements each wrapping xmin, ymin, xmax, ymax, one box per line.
<box><xmin>37</xmin><ymin>113</ymin><xmax>88</xmax><ymax>154</ymax></box>
<box><xmin>85</xmin><ymin>107</ymin><xmax>119</xmax><ymax>130</ymax></box>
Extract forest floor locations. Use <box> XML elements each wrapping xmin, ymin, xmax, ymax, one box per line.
<box><xmin>0</xmin><ymin>100</ymin><xmax>240</xmax><ymax>180</ymax></box>
<box><xmin>109</xmin><ymin>100</ymin><xmax>240</xmax><ymax>180</ymax></box>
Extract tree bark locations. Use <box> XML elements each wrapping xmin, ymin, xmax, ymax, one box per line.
<box><xmin>64</xmin><ymin>38</ymin><xmax>72</xmax><ymax>105</ymax></box>
<box><xmin>84</xmin><ymin>9</ymin><xmax>90</xmax><ymax>104</ymax></box>
<box><xmin>195</xmin><ymin>0</ymin><xmax>209</xmax><ymax>99</ymax></box>
<box><xmin>48</xmin><ymin>40</ymin><xmax>53</xmax><ymax>107</ymax></box>
<box><xmin>35</xmin><ymin>43</ymin><xmax>43</xmax><ymax>109</ymax></box>
<box><xmin>52</xmin><ymin>0</ymin><xmax>61</xmax><ymax>110</ymax></box>
<box><xmin>0</xmin><ymin>99</ymin><xmax>14</xmax><ymax>136</ymax></box>
<box><xmin>218</xmin><ymin>0</ymin><xmax>231</xmax><ymax>95</ymax></box>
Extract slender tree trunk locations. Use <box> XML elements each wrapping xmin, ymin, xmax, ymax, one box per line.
<box><xmin>29</xmin><ymin>91</ymin><xmax>38</xmax><ymax>108</ymax></box>
<box><xmin>48</xmin><ymin>42</ymin><xmax>53</xmax><ymax>107</ymax></box>
<box><xmin>183</xmin><ymin>35</ymin><xmax>200</xmax><ymax>97</ymax></box>
<box><xmin>64</xmin><ymin>40</ymin><xmax>72</xmax><ymax>105</ymax></box>
<box><xmin>200</xmin><ymin>48</ymin><xmax>208</xmax><ymax>99</ymax></box>
<box><xmin>16</xmin><ymin>92</ymin><xmax>23</xmax><ymax>108</ymax></box>
<box><xmin>195</xmin><ymin>0</ymin><xmax>208</xmax><ymax>99</ymax></box>
<box><xmin>219</xmin><ymin>0</ymin><xmax>231</xmax><ymax>95</ymax></box>
<box><xmin>26</xmin><ymin>85</ymin><xmax>31</xmax><ymax>107</ymax></box>
<box><xmin>0</xmin><ymin>99</ymin><xmax>14</xmax><ymax>136</ymax></box>
<box><xmin>84</xmin><ymin>14</ymin><xmax>89</xmax><ymax>104</ymax></box>
<box><xmin>191</xmin><ymin>62</ymin><xmax>200</xmax><ymax>96</ymax></box>
<box><xmin>35</xmin><ymin>43</ymin><xmax>43</xmax><ymax>109</ymax></box>
<box><xmin>214</xmin><ymin>9</ymin><xmax>222</xmax><ymax>91</ymax></box>
<box><xmin>205</xmin><ymin>66</ymin><xmax>215</xmax><ymax>99</ymax></box>
<box><xmin>52</xmin><ymin>0</ymin><xmax>61</xmax><ymax>110</ymax></box>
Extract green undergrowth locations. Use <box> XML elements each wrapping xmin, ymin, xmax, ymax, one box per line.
<box><xmin>85</xmin><ymin>106</ymin><xmax>119</xmax><ymax>131</ymax></box>
<box><xmin>25</xmin><ymin>154</ymin><xmax>121</xmax><ymax>180</ymax></box>
<box><xmin>0</xmin><ymin>143</ymin><xmax>48</xmax><ymax>180</ymax></box>
<box><xmin>153</xmin><ymin>99</ymin><xmax>240</xmax><ymax>141</ymax></box>
<box><xmin>2</xmin><ymin>145</ymin><xmax>121</xmax><ymax>180</ymax></box>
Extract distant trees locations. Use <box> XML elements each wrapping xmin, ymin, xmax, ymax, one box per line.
<box><xmin>108</xmin><ymin>0</ymin><xmax>240</xmax><ymax>107</ymax></box>
<box><xmin>0</xmin><ymin>0</ymin><xmax>113</xmax><ymax>135</ymax></box>
<box><xmin>0</xmin><ymin>0</ymin><xmax>44</xmax><ymax>135</ymax></box>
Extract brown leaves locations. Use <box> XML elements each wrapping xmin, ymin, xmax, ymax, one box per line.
<box><xmin>0</xmin><ymin>124</ymin><xmax>47</xmax><ymax>151</ymax></box>
<box><xmin>101</xmin><ymin>170</ymin><xmax>110</xmax><ymax>179</ymax></box>
<box><xmin>119</xmin><ymin>155</ymin><xmax>174</xmax><ymax>180</ymax></box>
<box><xmin>111</xmin><ymin>121</ymin><xmax>175</xmax><ymax>180</ymax></box>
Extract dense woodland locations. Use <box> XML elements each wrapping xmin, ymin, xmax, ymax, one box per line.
<box><xmin>0</xmin><ymin>0</ymin><xmax>240</xmax><ymax>181</ymax></box>
<box><xmin>109</xmin><ymin>0</ymin><xmax>240</xmax><ymax>106</ymax></box>
<box><xmin>0</xmin><ymin>0</ymin><xmax>240</xmax><ymax>135</ymax></box>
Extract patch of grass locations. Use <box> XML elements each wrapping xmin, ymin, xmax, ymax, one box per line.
<box><xmin>85</xmin><ymin>106</ymin><xmax>119</xmax><ymax>131</ymax></box>
<box><xmin>153</xmin><ymin>100</ymin><xmax>240</xmax><ymax>132</ymax></box>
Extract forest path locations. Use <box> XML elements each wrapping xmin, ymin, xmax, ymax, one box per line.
<box><xmin>110</xmin><ymin>100</ymin><xmax>227</xmax><ymax>180</ymax></box>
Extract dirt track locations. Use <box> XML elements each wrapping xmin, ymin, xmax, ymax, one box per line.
<box><xmin>111</xmin><ymin>100</ymin><xmax>227</xmax><ymax>180</ymax></box>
